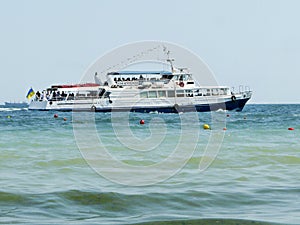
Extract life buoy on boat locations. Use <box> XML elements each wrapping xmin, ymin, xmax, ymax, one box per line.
<box><xmin>179</xmin><ymin>82</ymin><xmax>184</xmax><ymax>87</ymax></box>
<box><xmin>91</xmin><ymin>105</ymin><xmax>96</xmax><ymax>111</ymax></box>
<box><xmin>231</xmin><ymin>95</ymin><xmax>236</xmax><ymax>102</ymax></box>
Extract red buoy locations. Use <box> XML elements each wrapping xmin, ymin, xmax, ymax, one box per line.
<box><xmin>288</xmin><ymin>127</ymin><xmax>294</xmax><ymax>131</ymax></box>
<box><xmin>223</xmin><ymin>127</ymin><xmax>227</xmax><ymax>131</ymax></box>
<box><xmin>54</xmin><ymin>114</ymin><xmax>58</xmax><ymax>118</ymax></box>
<box><xmin>140</xmin><ymin>119</ymin><xmax>145</xmax><ymax>125</ymax></box>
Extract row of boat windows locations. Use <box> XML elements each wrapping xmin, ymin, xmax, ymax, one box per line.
<box><xmin>140</xmin><ymin>88</ymin><xmax>230</xmax><ymax>98</ymax></box>
<box><xmin>35</xmin><ymin>88</ymin><xmax>229</xmax><ymax>101</ymax></box>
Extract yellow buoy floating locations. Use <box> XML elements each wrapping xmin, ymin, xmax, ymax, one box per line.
<box><xmin>203</xmin><ymin>124</ymin><xmax>210</xmax><ymax>130</ymax></box>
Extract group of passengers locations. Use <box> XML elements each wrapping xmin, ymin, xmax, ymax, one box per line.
<box><xmin>113</xmin><ymin>77</ymin><xmax>140</xmax><ymax>82</ymax></box>
<box><xmin>35</xmin><ymin>90</ymin><xmax>75</xmax><ymax>101</ymax></box>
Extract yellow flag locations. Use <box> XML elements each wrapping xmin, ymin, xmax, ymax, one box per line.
<box><xmin>26</xmin><ymin>88</ymin><xmax>35</xmax><ymax>99</ymax></box>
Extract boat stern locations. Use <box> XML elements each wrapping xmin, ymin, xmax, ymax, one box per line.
<box><xmin>28</xmin><ymin>100</ymin><xmax>48</xmax><ymax>110</ymax></box>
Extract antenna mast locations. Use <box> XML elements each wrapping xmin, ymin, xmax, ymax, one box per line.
<box><xmin>164</xmin><ymin>47</ymin><xmax>175</xmax><ymax>72</ymax></box>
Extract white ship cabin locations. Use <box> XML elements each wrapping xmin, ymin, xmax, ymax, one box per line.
<box><xmin>105</xmin><ymin>70</ymin><xmax>231</xmax><ymax>99</ymax></box>
<box><xmin>138</xmin><ymin>86</ymin><xmax>231</xmax><ymax>99</ymax></box>
<box><xmin>106</xmin><ymin>69</ymin><xmax>196</xmax><ymax>88</ymax></box>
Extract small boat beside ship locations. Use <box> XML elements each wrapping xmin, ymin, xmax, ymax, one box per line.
<box><xmin>29</xmin><ymin>59</ymin><xmax>252</xmax><ymax>113</ymax></box>
<box><xmin>4</xmin><ymin>102</ymin><xmax>29</xmax><ymax>108</ymax></box>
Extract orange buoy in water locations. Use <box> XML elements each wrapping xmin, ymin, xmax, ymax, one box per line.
<box><xmin>140</xmin><ymin>119</ymin><xmax>145</xmax><ymax>125</ymax></box>
<box><xmin>63</xmin><ymin>118</ymin><xmax>67</xmax><ymax>121</ymax></box>
<box><xmin>54</xmin><ymin>114</ymin><xmax>58</xmax><ymax>118</ymax></box>
<box><xmin>288</xmin><ymin>127</ymin><xmax>294</xmax><ymax>130</ymax></box>
<box><xmin>223</xmin><ymin>127</ymin><xmax>227</xmax><ymax>131</ymax></box>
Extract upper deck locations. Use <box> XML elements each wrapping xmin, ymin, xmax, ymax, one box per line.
<box><xmin>106</xmin><ymin>69</ymin><xmax>195</xmax><ymax>88</ymax></box>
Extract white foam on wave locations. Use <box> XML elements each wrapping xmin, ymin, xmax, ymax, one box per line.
<box><xmin>0</xmin><ymin>108</ymin><xmax>28</xmax><ymax>112</ymax></box>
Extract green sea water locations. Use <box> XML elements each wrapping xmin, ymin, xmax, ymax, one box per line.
<box><xmin>0</xmin><ymin>104</ymin><xmax>299</xmax><ymax>224</ymax></box>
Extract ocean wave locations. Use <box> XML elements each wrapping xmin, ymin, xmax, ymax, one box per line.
<box><xmin>0</xmin><ymin>188</ymin><xmax>296</xmax><ymax>225</ymax></box>
<box><xmin>132</xmin><ymin>218</ymin><xmax>284</xmax><ymax>225</ymax></box>
<box><xmin>0</xmin><ymin>108</ymin><xmax>28</xmax><ymax>112</ymax></box>
<box><xmin>0</xmin><ymin>190</ymin><xmax>294</xmax><ymax>224</ymax></box>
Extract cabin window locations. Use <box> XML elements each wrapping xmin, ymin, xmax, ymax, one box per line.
<box><xmin>140</xmin><ymin>92</ymin><xmax>148</xmax><ymax>98</ymax></box>
<box><xmin>67</xmin><ymin>93</ymin><xmax>75</xmax><ymax>100</ymax></box>
<box><xmin>194</xmin><ymin>89</ymin><xmax>201</xmax><ymax>96</ymax></box>
<box><xmin>148</xmin><ymin>91</ymin><xmax>157</xmax><ymax>98</ymax></box>
<box><xmin>185</xmin><ymin>90</ymin><xmax>193</xmax><ymax>97</ymax></box>
<box><xmin>75</xmin><ymin>93</ymin><xmax>86</xmax><ymax>99</ymax></box>
<box><xmin>212</xmin><ymin>89</ymin><xmax>219</xmax><ymax>96</ymax></box>
<box><xmin>180</xmin><ymin>75</ymin><xmax>189</xmax><ymax>81</ymax></box>
<box><xmin>205</xmin><ymin>89</ymin><xmax>211</xmax><ymax>96</ymax></box>
<box><xmin>220</xmin><ymin>88</ymin><xmax>225</xmax><ymax>95</ymax></box>
<box><xmin>167</xmin><ymin>90</ymin><xmax>175</xmax><ymax>97</ymax></box>
<box><xmin>88</xmin><ymin>91</ymin><xmax>98</xmax><ymax>97</ymax></box>
<box><xmin>225</xmin><ymin>88</ymin><xmax>229</xmax><ymax>95</ymax></box>
<box><xmin>176</xmin><ymin>90</ymin><xmax>184</xmax><ymax>97</ymax></box>
<box><xmin>158</xmin><ymin>90</ymin><xmax>166</xmax><ymax>98</ymax></box>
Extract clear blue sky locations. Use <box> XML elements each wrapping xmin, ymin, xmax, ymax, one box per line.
<box><xmin>0</xmin><ymin>0</ymin><xmax>299</xmax><ymax>103</ymax></box>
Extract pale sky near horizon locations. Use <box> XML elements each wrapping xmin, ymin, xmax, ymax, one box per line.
<box><xmin>0</xmin><ymin>0</ymin><xmax>299</xmax><ymax>104</ymax></box>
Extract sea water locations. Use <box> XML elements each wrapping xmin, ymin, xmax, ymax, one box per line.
<box><xmin>0</xmin><ymin>105</ymin><xmax>299</xmax><ymax>224</ymax></box>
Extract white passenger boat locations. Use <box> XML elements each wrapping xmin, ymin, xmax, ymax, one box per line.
<box><xmin>29</xmin><ymin>59</ymin><xmax>252</xmax><ymax>113</ymax></box>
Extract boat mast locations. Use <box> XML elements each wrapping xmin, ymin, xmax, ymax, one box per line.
<box><xmin>165</xmin><ymin>49</ymin><xmax>175</xmax><ymax>73</ymax></box>
<box><xmin>163</xmin><ymin>47</ymin><xmax>178</xmax><ymax>106</ymax></box>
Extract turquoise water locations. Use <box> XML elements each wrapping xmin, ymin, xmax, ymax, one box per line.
<box><xmin>0</xmin><ymin>105</ymin><xmax>299</xmax><ymax>224</ymax></box>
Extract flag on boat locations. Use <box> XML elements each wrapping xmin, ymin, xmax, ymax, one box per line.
<box><xmin>26</xmin><ymin>88</ymin><xmax>35</xmax><ymax>99</ymax></box>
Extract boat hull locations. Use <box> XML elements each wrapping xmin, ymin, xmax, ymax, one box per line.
<box><xmin>29</xmin><ymin>98</ymin><xmax>250</xmax><ymax>113</ymax></box>
<box><xmin>96</xmin><ymin>98</ymin><xmax>250</xmax><ymax>113</ymax></box>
